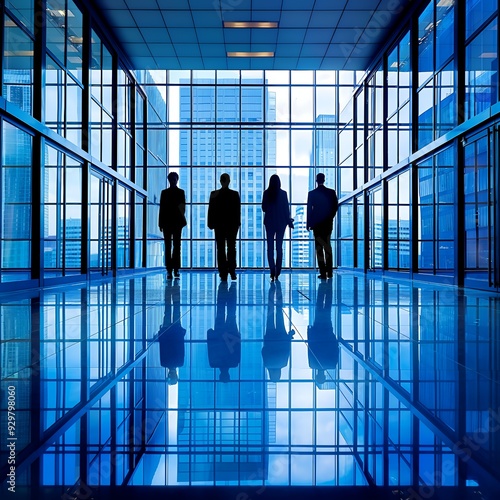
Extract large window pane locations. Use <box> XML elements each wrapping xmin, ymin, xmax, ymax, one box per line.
<box><xmin>3</xmin><ymin>14</ymin><xmax>33</xmax><ymax>115</ymax></box>
<box><xmin>466</xmin><ymin>0</ymin><xmax>497</xmax><ymax>39</ymax></box>
<box><xmin>1</xmin><ymin>122</ymin><xmax>32</xmax><ymax>279</ymax></box>
<box><xmin>465</xmin><ymin>19</ymin><xmax>498</xmax><ymax>120</ymax></box>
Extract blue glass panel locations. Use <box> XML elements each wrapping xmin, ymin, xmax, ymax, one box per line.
<box><xmin>418</xmin><ymin>2</ymin><xmax>434</xmax><ymax>87</ymax></box>
<box><xmin>465</xmin><ymin>19</ymin><xmax>498</xmax><ymax>119</ymax></box>
<box><xmin>466</xmin><ymin>0</ymin><xmax>497</xmax><ymax>38</ymax></box>
<box><xmin>3</xmin><ymin>15</ymin><xmax>33</xmax><ymax>115</ymax></box>
<box><xmin>436</xmin><ymin>0</ymin><xmax>455</xmax><ymax>68</ymax></box>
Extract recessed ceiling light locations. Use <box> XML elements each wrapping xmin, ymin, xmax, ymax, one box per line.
<box><xmin>227</xmin><ymin>51</ymin><xmax>274</xmax><ymax>57</ymax></box>
<box><xmin>223</xmin><ymin>22</ymin><xmax>278</xmax><ymax>28</ymax></box>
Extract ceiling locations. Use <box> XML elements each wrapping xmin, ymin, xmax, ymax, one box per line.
<box><xmin>91</xmin><ymin>0</ymin><xmax>413</xmax><ymax>71</ymax></box>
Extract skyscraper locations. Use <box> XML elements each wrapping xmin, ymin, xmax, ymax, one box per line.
<box><xmin>179</xmin><ymin>79</ymin><xmax>276</xmax><ymax>268</ymax></box>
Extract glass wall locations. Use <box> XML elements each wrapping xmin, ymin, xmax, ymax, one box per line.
<box><xmin>335</xmin><ymin>0</ymin><xmax>500</xmax><ymax>289</ymax></box>
<box><xmin>43</xmin><ymin>144</ymin><xmax>83</xmax><ymax>277</ymax></box>
<box><xmin>3</xmin><ymin>11</ymin><xmax>34</xmax><ymax>116</ymax></box>
<box><xmin>1</xmin><ymin>121</ymin><xmax>32</xmax><ymax>282</ymax></box>
<box><xmin>0</xmin><ymin>1</ymin><xmax>150</xmax><ymax>290</ymax></box>
<box><xmin>140</xmin><ymin>70</ymin><xmax>361</xmax><ymax>269</ymax></box>
<box><xmin>1</xmin><ymin>0</ymin><xmax>500</xmax><ymax>291</ymax></box>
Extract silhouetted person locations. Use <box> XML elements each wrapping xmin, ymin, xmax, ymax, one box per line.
<box><xmin>307</xmin><ymin>280</ymin><xmax>339</xmax><ymax>388</ymax></box>
<box><xmin>307</xmin><ymin>172</ymin><xmax>338</xmax><ymax>279</ymax></box>
<box><xmin>262</xmin><ymin>174</ymin><xmax>293</xmax><ymax>282</ymax></box>
<box><xmin>159</xmin><ymin>171</ymin><xmax>186</xmax><ymax>279</ymax></box>
<box><xmin>208</xmin><ymin>173</ymin><xmax>241</xmax><ymax>282</ymax></box>
<box><xmin>157</xmin><ymin>281</ymin><xmax>186</xmax><ymax>385</ymax></box>
<box><xmin>261</xmin><ymin>281</ymin><xmax>294</xmax><ymax>382</ymax></box>
<box><xmin>207</xmin><ymin>281</ymin><xmax>240</xmax><ymax>382</ymax></box>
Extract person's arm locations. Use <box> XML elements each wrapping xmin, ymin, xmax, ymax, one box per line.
<box><xmin>179</xmin><ymin>189</ymin><xmax>186</xmax><ymax>216</ymax></box>
<box><xmin>261</xmin><ymin>190</ymin><xmax>268</xmax><ymax>213</ymax></box>
<box><xmin>332</xmin><ymin>190</ymin><xmax>339</xmax><ymax>219</ymax></box>
<box><xmin>207</xmin><ymin>191</ymin><xmax>215</xmax><ymax>230</ymax></box>
<box><xmin>284</xmin><ymin>191</ymin><xmax>291</xmax><ymax>218</ymax></box>
<box><xmin>306</xmin><ymin>192</ymin><xmax>312</xmax><ymax>230</ymax></box>
<box><xmin>284</xmin><ymin>191</ymin><xmax>293</xmax><ymax>228</ymax></box>
<box><xmin>236</xmin><ymin>191</ymin><xmax>241</xmax><ymax>227</ymax></box>
<box><xmin>158</xmin><ymin>191</ymin><xmax>164</xmax><ymax>231</ymax></box>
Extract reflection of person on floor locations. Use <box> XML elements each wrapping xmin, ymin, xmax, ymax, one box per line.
<box><xmin>158</xmin><ymin>281</ymin><xmax>186</xmax><ymax>385</ymax></box>
<box><xmin>207</xmin><ymin>281</ymin><xmax>240</xmax><ymax>382</ymax></box>
<box><xmin>307</xmin><ymin>280</ymin><xmax>339</xmax><ymax>387</ymax></box>
<box><xmin>261</xmin><ymin>281</ymin><xmax>294</xmax><ymax>382</ymax></box>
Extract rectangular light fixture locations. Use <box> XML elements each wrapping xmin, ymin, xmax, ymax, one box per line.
<box><xmin>224</xmin><ymin>21</ymin><xmax>278</xmax><ymax>28</ymax></box>
<box><xmin>227</xmin><ymin>51</ymin><xmax>274</xmax><ymax>57</ymax></box>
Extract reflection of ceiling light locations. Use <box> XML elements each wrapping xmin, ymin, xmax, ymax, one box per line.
<box><xmin>47</xmin><ymin>8</ymin><xmax>74</xmax><ymax>17</ymax></box>
<box><xmin>227</xmin><ymin>51</ymin><xmax>274</xmax><ymax>57</ymax></box>
<box><xmin>223</xmin><ymin>21</ymin><xmax>278</xmax><ymax>28</ymax></box>
<box><xmin>5</xmin><ymin>51</ymin><xmax>34</xmax><ymax>56</ymax></box>
<box><xmin>424</xmin><ymin>22</ymin><xmax>434</xmax><ymax>31</ymax></box>
<box><xmin>68</xmin><ymin>36</ymin><xmax>83</xmax><ymax>44</ymax></box>
<box><xmin>47</xmin><ymin>9</ymin><xmax>66</xmax><ymax>17</ymax></box>
<box><xmin>5</xmin><ymin>19</ymin><xmax>17</xmax><ymax>27</ymax></box>
<box><xmin>390</xmin><ymin>61</ymin><xmax>399</xmax><ymax>68</ymax></box>
<box><xmin>436</xmin><ymin>0</ymin><xmax>454</xmax><ymax>6</ymax></box>
<box><xmin>480</xmin><ymin>52</ymin><xmax>496</xmax><ymax>58</ymax></box>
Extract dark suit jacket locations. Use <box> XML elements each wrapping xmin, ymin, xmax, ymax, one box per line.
<box><xmin>307</xmin><ymin>324</ymin><xmax>338</xmax><ymax>371</ymax></box>
<box><xmin>262</xmin><ymin>188</ymin><xmax>290</xmax><ymax>232</ymax></box>
<box><xmin>207</xmin><ymin>187</ymin><xmax>241</xmax><ymax>232</ymax></box>
<box><xmin>159</xmin><ymin>325</ymin><xmax>186</xmax><ymax>369</ymax></box>
<box><xmin>158</xmin><ymin>186</ymin><xmax>187</xmax><ymax>231</ymax></box>
<box><xmin>306</xmin><ymin>185</ymin><xmax>338</xmax><ymax>231</ymax></box>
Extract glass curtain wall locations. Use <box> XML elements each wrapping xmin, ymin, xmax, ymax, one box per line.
<box><xmin>0</xmin><ymin>0</ymin><xmax>151</xmax><ymax>290</ymax></box>
<box><xmin>335</xmin><ymin>0</ymin><xmax>500</xmax><ymax>289</ymax></box>
<box><xmin>141</xmin><ymin>70</ymin><xmax>362</xmax><ymax>270</ymax></box>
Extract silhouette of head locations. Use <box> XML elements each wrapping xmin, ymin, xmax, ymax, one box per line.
<box><xmin>268</xmin><ymin>174</ymin><xmax>281</xmax><ymax>190</ymax></box>
<box><xmin>219</xmin><ymin>367</ymin><xmax>230</xmax><ymax>383</ymax></box>
<box><xmin>268</xmin><ymin>368</ymin><xmax>282</xmax><ymax>382</ymax></box>
<box><xmin>167</xmin><ymin>368</ymin><xmax>179</xmax><ymax>385</ymax></box>
<box><xmin>220</xmin><ymin>173</ymin><xmax>230</xmax><ymax>187</ymax></box>
<box><xmin>316</xmin><ymin>173</ymin><xmax>325</xmax><ymax>185</ymax></box>
<box><xmin>167</xmin><ymin>171</ymin><xmax>179</xmax><ymax>186</ymax></box>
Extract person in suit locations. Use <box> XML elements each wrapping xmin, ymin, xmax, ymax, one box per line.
<box><xmin>261</xmin><ymin>281</ymin><xmax>294</xmax><ymax>382</ymax></box>
<box><xmin>207</xmin><ymin>281</ymin><xmax>240</xmax><ymax>382</ymax></box>
<box><xmin>208</xmin><ymin>173</ymin><xmax>241</xmax><ymax>281</ymax></box>
<box><xmin>307</xmin><ymin>280</ymin><xmax>339</xmax><ymax>388</ymax></box>
<box><xmin>306</xmin><ymin>172</ymin><xmax>339</xmax><ymax>279</ymax></box>
<box><xmin>261</xmin><ymin>174</ymin><xmax>293</xmax><ymax>282</ymax></box>
<box><xmin>157</xmin><ymin>281</ymin><xmax>186</xmax><ymax>386</ymax></box>
<box><xmin>158</xmin><ymin>171</ymin><xmax>186</xmax><ymax>280</ymax></box>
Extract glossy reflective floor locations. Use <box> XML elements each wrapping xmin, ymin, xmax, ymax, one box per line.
<box><xmin>1</xmin><ymin>271</ymin><xmax>500</xmax><ymax>499</ymax></box>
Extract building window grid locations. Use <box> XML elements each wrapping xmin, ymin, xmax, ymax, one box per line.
<box><xmin>1</xmin><ymin>0</ymin><xmax>500</xmax><ymax>283</ymax></box>
<box><xmin>159</xmin><ymin>70</ymin><xmax>345</xmax><ymax>269</ymax></box>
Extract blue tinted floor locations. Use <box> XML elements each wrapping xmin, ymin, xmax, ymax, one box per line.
<box><xmin>1</xmin><ymin>270</ymin><xmax>500</xmax><ymax>499</ymax></box>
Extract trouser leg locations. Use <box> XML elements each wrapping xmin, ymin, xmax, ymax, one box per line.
<box><xmin>164</xmin><ymin>231</ymin><xmax>173</xmax><ymax>271</ymax></box>
<box><xmin>265</xmin><ymin>227</ymin><xmax>276</xmax><ymax>275</ymax></box>
<box><xmin>172</xmin><ymin>228</ymin><xmax>182</xmax><ymax>271</ymax></box>
<box><xmin>226</xmin><ymin>231</ymin><xmax>237</xmax><ymax>273</ymax></box>
<box><xmin>215</xmin><ymin>231</ymin><xmax>228</xmax><ymax>276</ymax></box>
<box><xmin>313</xmin><ymin>229</ymin><xmax>327</xmax><ymax>275</ymax></box>
<box><xmin>275</xmin><ymin>229</ymin><xmax>285</xmax><ymax>276</ymax></box>
<box><xmin>324</xmin><ymin>235</ymin><xmax>333</xmax><ymax>275</ymax></box>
